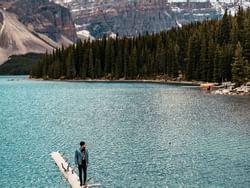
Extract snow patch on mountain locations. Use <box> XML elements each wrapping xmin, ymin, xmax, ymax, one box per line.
<box><xmin>77</xmin><ymin>30</ymin><xmax>95</xmax><ymax>40</ymax></box>
<box><xmin>53</xmin><ymin>0</ymin><xmax>250</xmax><ymax>37</ymax></box>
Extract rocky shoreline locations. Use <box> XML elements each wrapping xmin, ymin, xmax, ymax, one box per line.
<box><xmin>212</xmin><ymin>82</ymin><xmax>250</xmax><ymax>96</ymax></box>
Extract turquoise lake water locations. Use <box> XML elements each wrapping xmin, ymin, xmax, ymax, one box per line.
<box><xmin>0</xmin><ymin>76</ymin><xmax>250</xmax><ymax>188</ymax></box>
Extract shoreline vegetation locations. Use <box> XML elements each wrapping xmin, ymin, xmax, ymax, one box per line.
<box><xmin>29</xmin><ymin>76</ymin><xmax>200</xmax><ymax>86</ymax></box>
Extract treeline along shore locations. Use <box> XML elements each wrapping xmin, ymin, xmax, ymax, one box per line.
<box><xmin>31</xmin><ymin>7</ymin><xmax>250</xmax><ymax>86</ymax></box>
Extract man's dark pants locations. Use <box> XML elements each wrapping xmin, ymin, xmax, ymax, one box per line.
<box><xmin>78</xmin><ymin>162</ymin><xmax>87</xmax><ymax>185</ymax></box>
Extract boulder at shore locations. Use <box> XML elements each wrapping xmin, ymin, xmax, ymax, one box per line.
<box><xmin>212</xmin><ymin>82</ymin><xmax>250</xmax><ymax>96</ymax></box>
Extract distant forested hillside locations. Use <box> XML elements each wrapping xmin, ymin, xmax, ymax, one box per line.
<box><xmin>0</xmin><ymin>53</ymin><xmax>43</xmax><ymax>75</ymax></box>
<box><xmin>31</xmin><ymin>7</ymin><xmax>250</xmax><ymax>85</ymax></box>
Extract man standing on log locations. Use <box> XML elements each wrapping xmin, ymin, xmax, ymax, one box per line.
<box><xmin>75</xmin><ymin>141</ymin><xmax>89</xmax><ymax>186</ymax></box>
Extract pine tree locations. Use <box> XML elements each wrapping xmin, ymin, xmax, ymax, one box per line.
<box><xmin>156</xmin><ymin>45</ymin><xmax>165</xmax><ymax>75</ymax></box>
<box><xmin>213</xmin><ymin>45</ymin><xmax>222</xmax><ymax>83</ymax></box>
<box><xmin>185</xmin><ymin>33</ymin><xmax>200</xmax><ymax>80</ymax></box>
<box><xmin>129</xmin><ymin>47</ymin><xmax>137</xmax><ymax>79</ymax></box>
<box><xmin>230</xmin><ymin>18</ymin><xmax>239</xmax><ymax>44</ymax></box>
<box><xmin>66</xmin><ymin>52</ymin><xmax>75</xmax><ymax>79</ymax></box>
<box><xmin>94</xmin><ymin>45</ymin><xmax>102</xmax><ymax>78</ymax></box>
<box><xmin>207</xmin><ymin>35</ymin><xmax>215</xmax><ymax>82</ymax></box>
<box><xmin>88</xmin><ymin>48</ymin><xmax>95</xmax><ymax>78</ymax></box>
<box><xmin>200</xmin><ymin>25</ymin><xmax>209</xmax><ymax>82</ymax></box>
<box><xmin>53</xmin><ymin>61</ymin><xmax>60</xmax><ymax>79</ymax></box>
<box><xmin>222</xmin><ymin>44</ymin><xmax>233</xmax><ymax>81</ymax></box>
<box><xmin>172</xmin><ymin>44</ymin><xmax>179</xmax><ymax>78</ymax></box>
<box><xmin>167</xmin><ymin>42</ymin><xmax>174</xmax><ymax>78</ymax></box>
<box><xmin>232</xmin><ymin>42</ymin><xmax>247</xmax><ymax>86</ymax></box>
<box><xmin>243</xmin><ymin>16</ymin><xmax>250</xmax><ymax>63</ymax></box>
<box><xmin>219</xmin><ymin>9</ymin><xmax>231</xmax><ymax>45</ymax></box>
<box><xmin>123</xmin><ymin>41</ymin><xmax>129</xmax><ymax>79</ymax></box>
<box><xmin>115</xmin><ymin>44</ymin><xmax>123</xmax><ymax>79</ymax></box>
<box><xmin>236</xmin><ymin>6</ymin><xmax>245</xmax><ymax>44</ymax></box>
<box><xmin>110</xmin><ymin>43</ymin><xmax>115</xmax><ymax>78</ymax></box>
<box><xmin>104</xmin><ymin>41</ymin><xmax>111</xmax><ymax>75</ymax></box>
<box><xmin>95</xmin><ymin>59</ymin><xmax>102</xmax><ymax>78</ymax></box>
<box><xmin>81</xmin><ymin>48</ymin><xmax>88</xmax><ymax>79</ymax></box>
<box><xmin>243</xmin><ymin>15</ymin><xmax>250</xmax><ymax>81</ymax></box>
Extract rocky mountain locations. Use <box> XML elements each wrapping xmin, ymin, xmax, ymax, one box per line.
<box><xmin>0</xmin><ymin>9</ymin><xmax>54</xmax><ymax>64</ymax></box>
<box><xmin>54</xmin><ymin>0</ymin><xmax>250</xmax><ymax>38</ymax></box>
<box><xmin>0</xmin><ymin>0</ymin><xmax>249</xmax><ymax>66</ymax></box>
<box><xmin>0</xmin><ymin>0</ymin><xmax>77</xmax><ymax>65</ymax></box>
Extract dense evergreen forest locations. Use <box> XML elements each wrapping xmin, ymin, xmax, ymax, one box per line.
<box><xmin>31</xmin><ymin>7</ymin><xmax>250</xmax><ymax>85</ymax></box>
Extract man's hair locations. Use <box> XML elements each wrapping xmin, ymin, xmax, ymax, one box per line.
<box><xmin>80</xmin><ymin>141</ymin><xmax>85</xmax><ymax>146</ymax></box>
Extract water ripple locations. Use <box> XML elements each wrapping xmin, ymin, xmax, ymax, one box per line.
<box><xmin>0</xmin><ymin>77</ymin><xmax>249</xmax><ymax>187</ymax></box>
